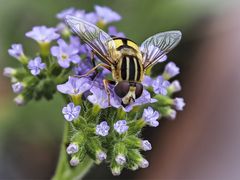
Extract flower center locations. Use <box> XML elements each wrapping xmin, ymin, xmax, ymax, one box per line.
<box><xmin>61</xmin><ymin>53</ymin><xmax>68</xmax><ymax>60</ymax></box>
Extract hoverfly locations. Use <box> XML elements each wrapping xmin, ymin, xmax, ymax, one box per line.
<box><xmin>65</xmin><ymin>15</ymin><xmax>182</xmax><ymax>106</ymax></box>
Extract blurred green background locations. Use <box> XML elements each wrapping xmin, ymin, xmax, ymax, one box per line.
<box><xmin>1</xmin><ymin>0</ymin><xmax>239</xmax><ymax>179</ymax></box>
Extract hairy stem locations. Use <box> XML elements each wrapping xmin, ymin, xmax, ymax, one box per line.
<box><xmin>52</xmin><ymin>122</ymin><xmax>94</xmax><ymax>180</ymax></box>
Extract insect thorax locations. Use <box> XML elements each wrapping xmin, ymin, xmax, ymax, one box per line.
<box><xmin>111</xmin><ymin>37</ymin><xmax>144</xmax><ymax>82</ymax></box>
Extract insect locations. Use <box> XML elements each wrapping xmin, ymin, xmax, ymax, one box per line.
<box><xmin>65</xmin><ymin>15</ymin><xmax>182</xmax><ymax>106</ymax></box>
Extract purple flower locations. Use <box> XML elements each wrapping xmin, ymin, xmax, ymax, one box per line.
<box><xmin>117</xmin><ymin>90</ymin><xmax>157</xmax><ymax>112</ymax></box>
<box><xmin>115</xmin><ymin>154</ymin><xmax>126</xmax><ymax>165</ymax></box>
<box><xmin>174</xmin><ymin>97</ymin><xmax>185</xmax><ymax>111</ymax></box>
<box><xmin>94</xmin><ymin>5</ymin><xmax>121</xmax><ymax>24</ymax></box>
<box><xmin>74</xmin><ymin>59</ymin><xmax>92</xmax><ymax>75</ymax></box>
<box><xmin>66</xmin><ymin>143</ymin><xmax>79</xmax><ymax>154</ymax></box>
<box><xmin>164</xmin><ymin>62</ymin><xmax>180</xmax><ymax>78</ymax></box>
<box><xmin>84</xmin><ymin>12</ymin><xmax>99</xmax><ymax>24</ymax></box>
<box><xmin>141</xmin><ymin>140</ymin><xmax>152</xmax><ymax>151</ymax></box>
<box><xmin>57</xmin><ymin>7</ymin><xmax>75</xmax><ymax>19</ymax></box>
<box><xmin>108</xmin><ymin>26</ymin><xmax>125</xmax><ymax>38</ymax></box>
<box><xmin>142</xmin><ymin>75</ymin><xmax>153</xmax><ymax>87</ymax></box>
<box><xmin>152</xmin><ymin>76</ymin><xmax>170</xmax><ymax>95</ymax></box>
<box><xmin>26</xmin><ymin>26</ymin><xmax>60</xmax><ymax>43</ymax></box>
<box><xmin>168</xmin><ymin>109</ymin><xmax>177</xmax><ymax>120</ymax></box>
<box><xmin>8</xmin><ymin>44</ymin><xmax>24</xmax><ymax>59</ymax></box>
<box><xmin>62</xmin><ymin>102</ymin><xmax>81</xmax><ymax>121</ymax></box>
<box><xmin>27</xmin><ymin>57</ymin><xmax>46</xmax><ymax>76</ymax></box>
<box><xmin>12</xmin><ymin>82</ymin><xmax>24</xmax><ymax>93</ymax></box>
<box><xmin>114</xmin><ymin>120</ymin><xmax>128</xmax><ymax>134</ymax></box>
<box><xmin>74</xmin><ymin>10</ymin><xmax>86</xmax><ymax>19</ymax></box>
<box><xmin>96</xmin><ymin>121</ymin><xmax>110</xmax><ymax>136</ymax></box>
<box><xmin>139</xmin><ymin>158</ymin><xmax>149</xmax><ymax>168</ymax></box>
<box><xmin>3</xmin><ymin>67</ymin><xmax>16</xmax><ymax>77</ymax></box>
<box><xmin>96</xmin><ymin>151</ymin><xmax>107</xmax><ymax>161</ymax></box>
<box><xmin>57</xmin><ymin>76</ymin><xmax>92</xmax><ymax>96</ymax></box>
<box><xmin>70</xmin><ymin>157</ymin><xmax>79</xmax><ymax>166</ymax></box>
<box><xmin>169</xmin><ymin>80</ymin><xmax>181</xmax><ymax>93</ymax></box>
<box><xmin>142</xmin><ymin>107</ymin><xmax>160</xmax><ymax>127</ymax></box>
<box><xmin>14</xmin><ymin>95</ymin><xmax>25</xmax><ymax>106</ymax></box>
<box><xmin>69</xmin><ymin>36</ymin><xmax>81</xmax><ymax>50</ymax></box>
<box><xmin>51</xmin><ymin>39</ymin><xmax>80</xmax><ymax>68</ymax></box>
<box><xmin>87</xmin><ymin>86</ymin><xmax>110</xmax><ymax>108</ymax></box>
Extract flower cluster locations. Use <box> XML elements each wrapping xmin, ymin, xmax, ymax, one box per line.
<box><xmin>4</xmin><ymin>5</ymin><xmax>185</xmax><ymax>177</ymax></box>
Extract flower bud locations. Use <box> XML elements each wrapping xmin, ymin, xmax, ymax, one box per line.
<box><xmin>96</xmin><ymin>151</ymin><xmax>107</xmax><ymax>162</ymax></box>
<box><xmin>139</xmin><ymin>158</ymin><xmax>149</xmax><ymax>168</ymax></box>
<box><xmin>173</xmin><ymin>97</ymin><xmax>186</xmax><ymax>111</ymax></box>
<box><xmin>141</xmin><ymin>140</ymin><xmax>152</xmax><ymax>151</ymax></box>
<box><xmin>111</xmin><ymin>166</ymin><xmax>121</xmax><ymax>176</ymax></box>
<box><xmin>12</xmin><ymin>82</ymin><xmax>24</xmax><ymax>94</ymax></box>
<box><xmin>14</xmin><ymin>95</ymin><xmax>25</xmax><ymax>106</ymax></box>
<box><xmin>168</xmin><ymin>80</ymin><xmax>182</xmax><ymax>94</ymax></box>
<box><xmin>115</xmin><ymin>154</ymin><xmax>126</xmax><ymax>165</ymax></box>
<box><xmin>66</xmin><ymin>143</ymin><xmax>79</xmax><ymax>154</ymax></box>
<box><xmin>70</xmin><ymin>156</ymin><xmax>80</xmax><ymax>166</ymax></box>
<box><xmin>3</xmin><ymin>67</ymin><xmax>16</xmax><ymax>78</ymax></box>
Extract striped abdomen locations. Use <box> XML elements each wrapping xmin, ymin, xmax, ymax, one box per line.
<box><xmin>120</xmin><ymin>55</ymin><xmax>142</xmax><ymax>82</ymax></box>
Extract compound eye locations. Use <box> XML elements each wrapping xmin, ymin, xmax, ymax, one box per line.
<box><xmin>135</xmin><ymin>83</ymin><xmax>143</xmax><ymax>99</ymax></box>
<box><xmin>114</xmin><ymin>81</ymin><xmax>130</xmax><ymax>98</ymax></box>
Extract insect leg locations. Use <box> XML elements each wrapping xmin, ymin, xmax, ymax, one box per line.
<box><xmin>74</xmin><ymin>63</ymin><xmax>111</xmax><ymax>78</ymax></box>
<box><xmin>103</xmin><ymin>79</ymin><xmax>115</xmax><ymax>106</ymax></box>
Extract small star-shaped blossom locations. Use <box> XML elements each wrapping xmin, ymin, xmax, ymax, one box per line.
<box><xmin>94</xmin><ymin>5</ymin><xmax>121</xmax><ymax>24</ymax></box>
<box><xmin>51</xmin><ymin>39</ymin><xmax>80</xmax><ymax>68</ymax></box>
<box><xmin>12</xmin><ymin>82</ymin><xmax>24</xmax><ymax>94</ymax></box>
<box><xmin>114</xmin><ymin>120</ymin><xmax>128</xmax><ymax>134</ymax></box>
<box><xmin>96</xmin><ymin>121</ymin><xmax>110</xmax><ymax>136</ymax></box>
<box><xmin>142</xmin><ymin>107</ymin><xmax>160</xmax><ymax>127</ymax></box>
<box><xmin>27</xmin><ymin>57</ymin><xmax>46</xmax><ymax>76</ymax></box>
<box><xmin>62</xmin><ymin>102</ymin><xmax>81</xmax><ymax>121</ymax></box>
<box><xmin>57</xmin><ymin>76</ymin><xmax>92</xmax><ymax>96</ymax></box>
<box><xmin>152</xmin><ymin>76</ymin><xmax>170</xmax><ymax>95</ymax></box>
<box><xmin>174</xmin><ymin>97</ymin><xmax>186</xmax><ymax>111</ymax></box>
<box><xmin>8</xmin><ymin>44</ymin><xmax>24</xmax><ymax>59</ymax></box>
<box><xmin>25</xmin><ymin>26</ymin><xmax>60</xmax><ymax>43</ymax></box>
<box><xmin>164</xmin><ymin>62</ymin><xmax>180</xmax><ymax>78</ymax></box>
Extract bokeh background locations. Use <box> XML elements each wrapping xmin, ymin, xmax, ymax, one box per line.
<box><xmin>1</xmin><ymin>0</ymin><xmax>240</xmax><ymax>179</ymax></box>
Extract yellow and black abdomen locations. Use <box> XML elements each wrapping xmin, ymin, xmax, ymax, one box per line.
<box><xmin>111</xmin><ymin>37</ymin><xmax>144</xmax><ymax>82</ymax></box>
<box><xmin>120</xmin><ymin>55</ymin><xmax>142</xmax><ymax>81</ymax></box>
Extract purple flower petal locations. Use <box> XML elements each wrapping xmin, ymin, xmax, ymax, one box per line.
<box><xmin>57</xmin><ymin>76</ymin><xmax>92</xmax><ymax>96</ymax></box>
<box><xmin>62</xmin><ymin>102</ymin><xmax>81</xmax><ymax>121</ymax></box>
<box><xmin>142</xmin><ymin>107</ymin><xmax>160</xmax><ymax>127</ymax></box>
<box><xmin>114</xmin><ymin>120</ymin><xmax>128</xmax><ymax>134</ymax></box>
<box><xmin>26</xmin><ymin>26</ymin><xmax>60</xmax><ymax>43</ymax></box>
<box><xmin>27</xmin><ymin>57</ymin><xmax>46</xmax><ymax>76</ymax></box>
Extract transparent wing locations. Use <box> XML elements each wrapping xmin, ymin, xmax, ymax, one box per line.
<box><xmin>140</xmin><ymin>31</ymin><xmax>182</xmax><ymax>69</ymax></box>
<box><xmin>65</xmin><ymin>15</ymin><xmax>115</xmax><ymax>65</ymax></box>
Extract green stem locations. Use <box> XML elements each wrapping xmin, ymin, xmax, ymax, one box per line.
<box><xmin>52</xmin><ymin>122</ymin><xmax>94</xmax><ymax>180</ymax></box>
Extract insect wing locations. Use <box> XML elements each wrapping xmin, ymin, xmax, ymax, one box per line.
<box><xmin>140</xmin><ymin>31</ymin><xmax>182</xmax><ymax>69</ymax></box>
<box><xmin>65</xmin><ymin>15</ymin><xmax>115</xmax><ymax>65</ymax></box>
